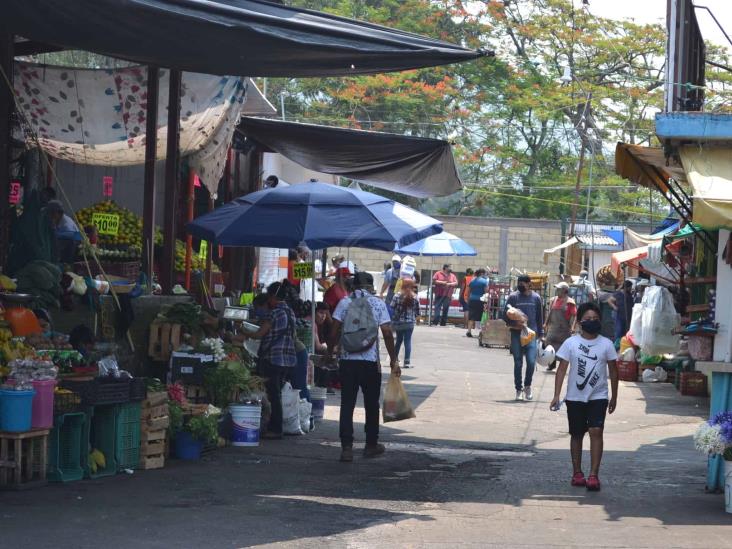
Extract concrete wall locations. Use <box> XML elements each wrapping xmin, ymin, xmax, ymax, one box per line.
<box><xmin>344</xmin><ymin>216</ymin><xmax>565</xmax><ymax>277</ymax></box>
<box><xmin>714</xmin><ymin>229</ymin><xmax>732</xmax><ymax>363</ymax></box>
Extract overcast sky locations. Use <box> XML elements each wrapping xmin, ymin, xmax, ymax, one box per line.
<box><xmin>588</xmin><ymin>0</ymin><xmax>732</xmax><ymax>52</ymax></box>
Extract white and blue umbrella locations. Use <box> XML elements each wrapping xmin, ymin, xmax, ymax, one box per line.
<box><xmin>396</xmin><ymin>231</ymin><xmax>477</xmax><ymax>256</ymax></box>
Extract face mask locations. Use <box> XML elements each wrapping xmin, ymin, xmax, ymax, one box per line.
<box><xmin>581</xmin><ymin>319</ymin><xmax>602</xmax><ymax>335</ymax></box>
<box><xmin>517</xmin><ymin>284</ymin><xmax>527</xmax><ymax>293</ymax></box>
<box><xmin>393</xmin><ymin>262</ymin><xmax>401</xmax><ymax>269</ymax></box>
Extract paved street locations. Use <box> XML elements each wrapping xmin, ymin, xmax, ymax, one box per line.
<box><xmin>4</xmin><ymin>326</ymin><xmax>731</xmax><ymax>549</ymax></box>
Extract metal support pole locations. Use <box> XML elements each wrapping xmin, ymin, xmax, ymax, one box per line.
<box><xmin>161</xmin><ymin>69</ymin><xmax>182</xmax><ymax>294</ymax></box>
<box><xmin>0</xmin><ymin>31</ymin><xmax>13</xmax><ymax>270</ymax></box>
<box><xmin>142</xmin><ymin>66</ymin><xmax>159</xmax><ymax>290</ymax></box>
<box><xmin>184</xmin><ymin>169</ymin><xmax>196</xmax><ymax>291</ymax></box>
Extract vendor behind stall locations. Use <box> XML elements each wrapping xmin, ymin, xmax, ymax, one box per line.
<box><xmin>45</xmin><ymin>200</ymin><xmax>82</xmax><ymax>264</ymax></box>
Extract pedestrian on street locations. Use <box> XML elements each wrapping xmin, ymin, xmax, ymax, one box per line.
<box><xmin>466</xmin><ymin>268</ymin><xmax>489</xmax><ymax>338</ymax></box>
<box><xmin>503</xmin><ymin>274</ymin><xmax>544</xmax><ymax>401</ymax></box>
<box><xmin>379</xmin><ymin>254</ymin><xmax>402</xmax><ymax>311</ymax></box>
<box><xmin>245</xmin><ymin>281</ymin><xmax>297</xmax><ymax>440</ymax></box>
<box><xmin>550</xmin><ymin>301</ymin><xmax>618</xmax><ymax>492</ymax></box>
<box><xmin>323</xmin><ymin>261</ymin><xmax>352</xmax><ymax>313</ymax></box>
<box><xmin>328</xmin><ymin>272</ymin><xmax>400</xmax><ymax>462</ymax></box>
<box><xmin>390</xmin><ymin>278</ymin><xmax>420</xmax><ymax>368</ymax></box>
<box><xmin>613</xmin><ymin>280</ymin><xmax>634</xmax><ymax>346</ymax></box>
<box><xmin>431</xmin><ymin>263</ymin><xmax>458</xmax><ymax>326</ymax></box>
<box><xmin>459</xmin><ymin>268</ymin><xmax>474</xmax><ymax>330</ymax></box>
<box><xmin>543</xmin><ymin>281</ymin><xmax>577</xmax><ymax>371</ymax></box>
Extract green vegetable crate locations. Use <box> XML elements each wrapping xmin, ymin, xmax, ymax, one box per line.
<box><xmin>47</xmin><ymin>412</ymin><xmax>86</xmax><ymax>483</ymax></box>
<box><xmin>115</xmin><ymin>402</ymin><xmax>142</xmax><ymax>471</ymax></box>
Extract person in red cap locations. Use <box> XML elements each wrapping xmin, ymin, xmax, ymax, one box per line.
<box><xmin>324</xmin><ymin>260</ymin><xmax>352</xmax><ymax>313</ymax></box>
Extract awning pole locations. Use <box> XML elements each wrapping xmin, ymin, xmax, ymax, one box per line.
<box><xmin>184</xmin><ymin>169</ymin><xmax>196</xmax><ymax>291</ymax></box>
<box><xmin>161</xmin><ymin>68</ymin><xmax>182</xmax><ymax>294</ymax></box>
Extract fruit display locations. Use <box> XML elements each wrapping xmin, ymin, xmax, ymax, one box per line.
<box><xmin>88</xmin><ymin>448</ymin><xmax>106</xmax><ymax>475</ymax></box>
<box><xmin>25</xmin><ymin>332</ymin><xmax>74</xmax><ymax>351</ymax></box>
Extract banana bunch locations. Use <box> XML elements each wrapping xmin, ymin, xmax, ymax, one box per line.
<box><xmin>0</xmin><ymin>274</ymin><xmax>16</xmax><ymax>291</ymax></box>
<box><xmin>89</xmin><ymin>448</ymin><xmax>106</xmax><ymax>474</ymax></box>
<box><xmin>0</xmin><ymin>338</ymin><xmax>33</xmax><ymax>364</ymax></box>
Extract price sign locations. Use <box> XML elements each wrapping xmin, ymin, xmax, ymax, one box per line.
<box><xmin>293</xmin><ymin>262</ymin><xmax>314</xmax><ymax>280</ymax></box>
<box><xmin>8</xmin><ymin>180</ymin><xmax>21</xmax><ymax>205</ymax></box>
<box><xmin>102</xmin><ymin>176</ymin><xmax>113</xmax><ymax>197</ymax></box>
<box><xmin>92</xmin><ymin>212</ymin><xmax>120</xmax><ymax>236</ymax></box>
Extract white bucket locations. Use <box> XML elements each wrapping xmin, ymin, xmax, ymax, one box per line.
<box><xmin>725</xmin><ymin>460</ymin><xmax>732</xmax><ymax>514</ymax></box>
<box><xmin>310</xmin><ymin>387</ymin><xmax>327</xmax><ymax>420</ymax></box>
<box><xmin>230</xmin><ymin>404</ymin><xmax>262</xmax><ymax>447</ymax></box>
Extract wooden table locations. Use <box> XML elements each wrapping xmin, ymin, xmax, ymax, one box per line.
<box><xmin>0</xmin><ymin>429</ymin><xmax>50</xmax><ymax>490</ymax></box>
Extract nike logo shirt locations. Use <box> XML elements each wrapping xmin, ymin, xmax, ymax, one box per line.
<box><xmin>557</xmin><ymin>334</ymin><xmax>617</xmax><ymax>402</ymax></box>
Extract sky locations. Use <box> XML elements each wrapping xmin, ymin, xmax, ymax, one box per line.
<box><xmin>588</xmin><ymin>0</ymin><xmax>732</xmax><ymax>52</ymax></box>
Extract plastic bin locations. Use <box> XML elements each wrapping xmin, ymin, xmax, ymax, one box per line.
<box><xmin>60</xmin><ymin>378</ymin><xmax>130</xmax><ymax>406</ymax></box>
<box><xmin>616</xmin><ymin>360</ymin><xmax>638</xmax><ymax>382</ymax></box>
<box><xmin>31</xmin><ymin>379</ymin><xmax>57</xmax><ymax>429</ymax></box>
<box><xmin>47</xmin><ymin>412</ymin><xmax>86</xmax><ymax>482</ymax></box>
<box><xmin>0</xmin><ymin>389</ymin><xmax>35</xmax><ymax>432</ymax></box>
<box><xmin>83</xmin><ymin>405</ymin><xmax>118</xmax><ymax>478</ymax></box>
<box><xmin>174</xmin><ymin>431</ymin><xmax>203</xmax><ymax>460</ymax></box>
<box><xmin>115</xmin><ymin>402</ymin><xmax>141</xmax><ymax>471</ymax></box>
<box><xmin>129</xmin><ymin>378</ymin><xmax>147</xmax><ymax>402</ymax></box>
<box><xmin>680</xmin><ymin>371</ymin><xmax>708</xmax><ymax>397</ymax></box>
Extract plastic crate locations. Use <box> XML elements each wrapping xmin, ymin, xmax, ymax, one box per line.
<box><xmin>115</xmin><ymin>402</ymin><xmax>141</xmax><ymax>471</ymax></box>
<box><xmin>129</xmin><ymin>378</ymin><xmax>147</xmax><ymax>402</ymax></box>
<box><xmin>61</xmin><ymin>378</ymin><xmax>130</xmax><ymax>406</ymax></box>
<box><xmin>47</xmin><ymin>413</ymin><xmax>86</xmax><ymax>483</ymax></box>
<box><xmin>83</xmin><ymin>405</ymin><xmax>118</xmax><ymax>479</ymax></box>
<box><xmin>616</xmin><ymin>360</ymin><xmax>638</xmax><ymax>382</ymax></box>
<box><xmin>680</xmin><ymin>371</ymin><xmax>708</xmax><ymax>397</ymax></box>
<box><xmin>54</xmin><ymin>390</ymin><xmax>83</xmax><ymax>415</ymax></box>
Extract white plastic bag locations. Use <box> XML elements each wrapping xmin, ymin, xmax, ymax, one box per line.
<box><xmin>642</xmin><ymin>366</ymin><xmax>668</xmax><ymax>383</ymax></box>
<box><xmin>621</xmin><ymin>347</ymin><xmax>636</xmax><ymax>362</ymax></box>
<box><xmin>640</xmin><ymin>287</ymin><xmax>679</xmax><ymax>356</ymax></box>
<box><xmin>629</xmin><ymin>303</ymin><xmax>644</xmax><ymax>342</ymax></box>
<box><xmin>281</xmin><ymin>382</ymin><xmax>303</xmax><ymax>435</ymax></box>
<box><xmin>299</xmin><ymin>399</ymin><xmax>312</xmax><ymax>433</ymax></box>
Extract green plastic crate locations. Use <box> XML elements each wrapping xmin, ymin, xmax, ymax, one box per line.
<box><xmin>83</xmin><ymin>405</ymin><xmax>118</xmax><ymax>479</ymax></box>
<box><xmin>115</xmin><ymin>402</ymin><xmax>141</xmax><ymax>471</ymax></box>
<box><xmin>48</xmin><ymin>412</ymin><xmax>86</xmax><ymax>483</ymax></box>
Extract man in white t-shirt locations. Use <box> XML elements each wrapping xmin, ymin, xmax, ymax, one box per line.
<box><xmin>551</xmin><ymin>301</ymin><xmax>618</xmax><ymax>492</ymax></box>
<box><xmin>329</xmin><ymin>271</ymin><xmax>400</xmax><ymax>463</ymax></box>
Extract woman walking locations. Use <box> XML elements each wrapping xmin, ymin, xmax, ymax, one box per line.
<box><xmin>466</xmin><ymin>268</ymin><xmax>489</xmax><ymax>338</ymax></box>
<box><xmin>460</xmin><ymin>268</ymin><xmax>474</xmax><ymax>331</ymax></box>
<box><xmin>543</xmin><ymin>281</ymin><xmax>577</xmax><ymax>371</ymax></box>
<box><xmin>390</xmin><ymin>279</ymin><xmax>420</xmax><ymax>368</ymax></box>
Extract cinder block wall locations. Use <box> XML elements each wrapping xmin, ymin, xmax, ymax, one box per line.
<box><xmin>341</xmin><ymin>216</ymin><xmax>565</xmax><ymax>277</ymax></box>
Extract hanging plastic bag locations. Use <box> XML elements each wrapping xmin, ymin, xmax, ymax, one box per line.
<box><xmin>281</xmin><ymin>382</ymin><xmax>303</xmax><ymax>435</ymax></box>
<box><xmin>383</xmin><ymin>375</ymin><xmax>416</xmax><ymax>423</ymax></box>
<box><xmin>629</xmin><ymin>303</ymin><xmax>644</xmax><ymax>342</ymax></box>
<box><xmin>640</xmin><ymin>287</ymin><xmax>679</xmax><ymax>356</ymax></box>
<box><xmin>520</xmin><ymin>326</ymin><xmax>536</xmax><ymax>347</ymax></box>
<box><xmin>299</xmin><ymin>399</ymin><xmax>312</xmax><ymax>433</ymax></box>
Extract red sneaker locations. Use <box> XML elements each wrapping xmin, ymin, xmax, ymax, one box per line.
<box><xmin>571</xmin><ymin>472</ymin><xmax>586</xmax><ymax>487</ymax></box>
<box><xmin>586</xmin><ymin>475</ymin><xmax>601</xmax><ymax>491</ymax></box>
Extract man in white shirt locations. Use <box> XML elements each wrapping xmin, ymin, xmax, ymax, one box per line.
<box><xmin>328</xmin><ymin>271</ymin><xmax>400</xmax><ymax>463</ymax></box>
<box><xmin>551</xmin><ymin>301</ymin><xmax>618</xmax><ymax>492</ymax></box>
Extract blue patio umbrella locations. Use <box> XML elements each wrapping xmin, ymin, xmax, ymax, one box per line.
<box><xmin>186</xmin><ymin>181</ymin><xmax>443</xmax><ymax>251</ymax></box>
<box><xmin>395</xmin><ymin>231</ymin><xmax>477</xmax><ymax>256</ymax></box>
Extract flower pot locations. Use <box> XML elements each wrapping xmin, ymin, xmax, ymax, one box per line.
<box><xmin>174</xmin><ymin>431</ymin><xmax>203</xmax><ymax>460</ymax></box>
<box><xmin>726</xmin><ymin>460</ymin><xmax>732</xmax><ymax>514</ymax></box>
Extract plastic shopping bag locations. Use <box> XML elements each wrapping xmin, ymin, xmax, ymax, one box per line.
<box><xmin>383</xmin><ymin>375</ymin><xmax>416</xmax><ymax>423</ymax></box>
<box><xmin>640</xmin><ymin>287</ymin><xmax>679</xmax><ymax>356</ymax></box>
<box><xmin>299</xmin><ymin>399</ymin><xmax>312</xmax><ymax>433</ymax></box>
<box><xmin>520</xmin><ymin>326</ymin><xmax>536</xmax><ymax>347</ymax></box>
<box><xmin>281</xmin><ymin>382</ymin><xmax>303</xmax><ymax>435</ymax></box>
<box><xmin>629</xmin><ymin>303</ymin><xmax>644</xmax><ymax>342</ymax></box>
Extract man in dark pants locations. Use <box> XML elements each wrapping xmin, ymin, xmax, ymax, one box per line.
<box><xmin>328</xmin><ymin>272</ymin><xmax>400</xmax><ymax>462</ymax></box>
<box><xmin>245</xmin><ymin>281</ymin><xmax>297</xmax><ymax>439</ymax></box>
<box><xmin>431</xmin><ymin>263</ymin><xmax>457</xmax><ymax>326</ymax></box>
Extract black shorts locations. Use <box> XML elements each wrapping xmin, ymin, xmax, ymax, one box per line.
<box><xmin>459</xmin><ymin>297</ymin><xmax>469</xmax><ymax>312</ymax></box>
<box><xmin>468</xmin><ymin>300</ymin><xmax>484</xmax><ymax>322</ymax></box>
<box><xmin>566</xmin><ymin>399</ymin><xmax>608</xmax><ymax>437</ymax></box>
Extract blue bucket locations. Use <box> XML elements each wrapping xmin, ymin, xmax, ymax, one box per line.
<box><xmin>0</xmin><ymin>389</ymin><xmax>36</xmax><ymax>432</ymax></box>
<box><xmin>174</xmin><ymin>431</ymin><xmax>203</xmax><ymax>460</ymax></box>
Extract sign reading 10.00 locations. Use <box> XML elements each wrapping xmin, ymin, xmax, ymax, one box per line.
<box><xmin>92</xmin><ymin>212</ymin><xmax>120</xmax><ymax>236</ymax></box>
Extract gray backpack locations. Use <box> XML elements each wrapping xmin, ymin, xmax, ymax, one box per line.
<box><xmin>341</xmin><ymin>294</ymin><xmax>379</xmax><ymax>353</ymax></box>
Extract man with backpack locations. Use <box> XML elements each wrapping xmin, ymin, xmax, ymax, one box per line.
<box><xmin>328</xmin><ymin>271</ymin><xmax>400</xmax><ymax>462</ymax></box>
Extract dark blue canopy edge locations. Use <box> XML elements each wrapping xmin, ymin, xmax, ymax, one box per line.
<box><xmin>239</xmin><ymin>117</ymin><xmax>463</xmax><ymax>198</ymax></box>
<box><xmin>6</xmin><ymin>0</ymin><xmax>489</xmax><ymax>77</ymax></box>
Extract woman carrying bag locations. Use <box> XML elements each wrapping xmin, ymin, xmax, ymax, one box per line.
<box><xmin>390</xmin><ymin>279</ymin><xmax>420</xmax><ymax>368</ymax></box>
<box><xmin>543</xmin><ymin>282</ymin><xmax>577</xmax><ymax>372</ymax></box>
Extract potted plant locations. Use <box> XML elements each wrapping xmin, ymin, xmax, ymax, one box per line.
<box><xmin>694</xmin><ymin>411</ymin><xmax>732</xmax><ymax>512</ymax></box>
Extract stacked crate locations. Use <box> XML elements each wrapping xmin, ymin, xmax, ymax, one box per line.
<box><xmin>139</xmin><ymin>392</ymin><xmax>169</xmax><ymax>470</ymax></box>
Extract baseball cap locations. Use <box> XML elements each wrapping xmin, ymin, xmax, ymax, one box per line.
<box><xmin>555</xmin><ymin>282</ymin><xmax>570</xmax><ymax>290</ymax></box>
<box><xmin>391</xmin><ymin>254</ymin><xmax>401</xmax><ymax>263</ymax></box>
<box><xmin>353</xmin><ymin>271</ymin><xmax>374</xmax><ymax>288</ymax></box>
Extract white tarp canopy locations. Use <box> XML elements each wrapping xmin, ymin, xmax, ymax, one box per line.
<box><xmin>12</xmin><ymin>62</ymin><xmax>262</xmax><ymax>195</ymax></box>
<box><xmin>680</xmin><ymin>146</ymin><xmax>732</xmax><ymax>230</ymax></box>
<box><xmin>542</xmin><ymin>236</ymin><xmax>579</xmax><ymax>264</ymax></box>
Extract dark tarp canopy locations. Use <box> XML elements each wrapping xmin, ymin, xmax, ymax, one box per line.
<box><xmin>6</xmin><ymin>0</ymin><xmax>488</xmax><ymax>77</ymax></box>
<box><xmin>239</xmin><ymin>117</ymin><xmax>462</xmax><ymax>198</ymax></box>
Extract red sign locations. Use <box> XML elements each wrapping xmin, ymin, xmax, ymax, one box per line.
<box><xmin>8</xmin><ymin>180</ymin><xmax>21</xmax><ymax>205</ymax></box>
<box><xmin>103</xmin><ymin>176</ymin><xmax>113</xmax><ymax>197</ymax></box>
